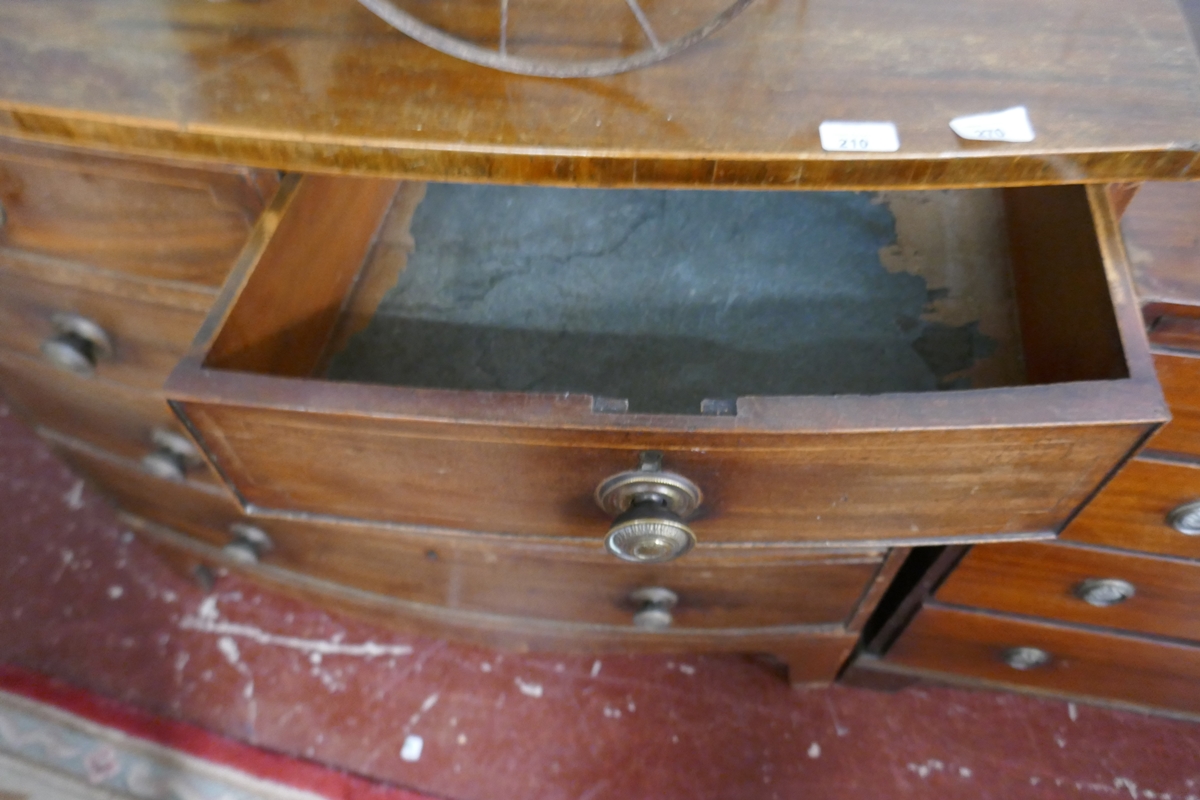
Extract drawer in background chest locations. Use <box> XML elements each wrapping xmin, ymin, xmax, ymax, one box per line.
<box><xmin>936</xmin><ymin>540</ymin><xmax>1200</xmax><ymax>643</ymax></box>
<box><xmin>168</xmin><ymin>176</ymin><xmax>1164</xmax><ymax>549</ymax></box>
<box><xmin>0</xmin><ymin>137</ymin><xmax>277</xmax><ymax>287</ymax></box>
<box><xmin>0</xmin><ymin>351</ymin><xmax>216</xmax><ymax>484</ymax></box>
<box><xmin>47</xmin><ymin>433</ymin><xmax>891</xmax><ymax>633</ymax></box>
<box><xmin>1146</xmin><ymin>352</ymin><xmax>1200</xmax><ymax>458</ymax></box>
<box><xmin>0</xmin><ymin>258</ymin><xmax>209</xmax><ymax>388</ymax></box>
<box><xmin>1059</xmin><ymin>457</ymin><xmax>1200</xmax><ymax>560</ymax></box>
<box><xmin>883</xmin><ymin>605</ymin><xmax>1200</xmax><ymax>717</ymax></box>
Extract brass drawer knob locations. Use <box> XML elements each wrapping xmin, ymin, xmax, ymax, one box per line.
<box><xmin>140</xmin><ymin>429</ymin><xmax>200</xmax><ymax>482</ymax></box>
<box><xmin>630</xmin><ymin>587</ymin><xmax>678</xmax><ymax>630</ymax></box>
<box><xmin>1001</xmin><ymin>646</ymin><xmax>1052</xmax><ymax>670</ymax></box>
<box><xmin>1074</xmin><ymin>577</ymin><xmax>1135</xmax><ymax>607</ymax></box>
<box><xmin>596</xmin><ymin>451</ymin><xmax>701</xmax><ymax>564</ymax></box>
<box><xmin>40</xmin><ymin>313</ymin><xmax>112</xmax><ymax>376</ymax></box>
<box><xmin>222</xmin><ymin>523</ymin><xmax>274</xmax><ymax>565</ymax></box>
<box><xmin>1167</xmin><ymin>500</ymin><xmax>1200</xmax><ymax>536</ymax></box>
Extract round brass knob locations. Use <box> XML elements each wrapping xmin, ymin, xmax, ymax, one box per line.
<box><xmin>1167</xmin><ymin>500</ymin><xmax>1200</xmax><ymax>535</ymax></box>
<box><xmin>1001</xmin><ymin>646</ymin><xmax>1052</xmax><ymax>670</ymax></box>
<box><xmin>222</xmin><ymin>523</ymin><xmax>273</xmax><ymax>565</ymax></box>
<box><xmin>140</xmin><ymin>429</ymin><xmax>200</xmax><ymax>482</ymax></box>
<box><xmin>630</xmin><ymin>587</ymin><xmax>678</xmax><ymax>630</ymax></box>
<box><xmin>606</xmin><ymin>505</ymin><xmax>695</xmax><ymax>563</ymax></box>
<box><xmin>596</xmin><ymin>452</ymin><xmax>701</xmax><ymax>564</ymax></box>
<box><xmin>1074</xmin><ymin>578</ymin><xmax>1135</xmax><ymax>607</ymax></box>
<box><xmin>40</xmin><ymin>313</ymin><xmax>112</xmax><ymax>376</ymax></box>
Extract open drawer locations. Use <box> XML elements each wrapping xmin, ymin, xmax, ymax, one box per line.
<box><xmin>166</xmin><ymin>175</ymin><xmax>1165</xmax><ymax>550</ymax></box>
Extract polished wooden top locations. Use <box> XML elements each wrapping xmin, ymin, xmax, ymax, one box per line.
<box><xmin>2</xmin><ymin>0</ymin><xmax>1200</xmax><ymax>187</ymax></box>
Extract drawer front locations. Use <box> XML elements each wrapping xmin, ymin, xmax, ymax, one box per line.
<box><xmin>226</xmin><ymin>518</ymin><xmax>884</xmax><ymax>631</ymax></box>
<box><xmin>0</xmin><ymin>263</ymin><xmax>206</xmax><ymax>389</ymax></box>
<box><xmin>1060</xmin><ymin>457</ymin><xmax>1200</xmax><ymax>561</ymax></box>
<box><xmin>49</xmin><ymin>434</ymin><xmax>885</xmax><ymax>631</ymax></box>
<box><xmin>51</xmin><ymin>435</ymin><xmax>244</xmax><ymax>537</ymax></box>
<box><xmin>885</xmin><ymin>605</ymin><xmax>1200</xmax><ymax>715</ymax></box>
<box><xmin>0</xmin><ymin>138</ymin><xmax>276</xmax><ymax>287</ymax></box>
<box><xmin>131</xmin><ymin>521</ymin><xmax>861</xmax><ymax>685</ymax></box>
<box><xmin>1148</xmin><ymin>352</ymin><xmax>1200</xmax><ymax>457</ymax></box>
<box><xmin>0</xmin><ymin>351</ymin><xmax>217</xmax><ymax>485</ymax></box>
<box><xmin>938</xmin><ymin>540</ymin><xmax>1200</xmax><ymax>642</ymax></box>
<box><xmin>181</xmin><ymin>401</ymin><xmax>1149</xmax><ymax>545</ymax></box>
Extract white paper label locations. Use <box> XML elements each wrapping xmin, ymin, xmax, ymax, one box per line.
<box><xmin>949</xmin><ymin>106</ymin><xmax>1035</xmax><ymax>143</ymax></box>
<box><xmin>819</xmin><ymin>121</ymin><xmax>900</xmax><ymax>153</ymax></box>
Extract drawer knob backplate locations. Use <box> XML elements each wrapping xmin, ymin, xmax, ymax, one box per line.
<box><xmin>1001</xmin><ymin>646</ymin><xmax>1052</xmax><ymax>670</ymax></box>
<box><xmin>1073</xmin><ymin>577</ymin><xmax>1135</xmax><ymax>607</ymax></box>
<box><xmin>630</xmin><ymin>586</ymin><xmax>678</xmax><ymax>630</ymax></box>
<box><xmin>597</xmin><ymin>452</ymin><xmax>700</xmax><ymax>563</ymax></box>
<box><xmin>1167</xmin><ymin>500</ymin><xmax>1200</xmax><ymax>536</ymax></box>
<box><xmin>40</xmin><ymin>313</ymin><xmax>112</xmax><ymax>376</ymax></box>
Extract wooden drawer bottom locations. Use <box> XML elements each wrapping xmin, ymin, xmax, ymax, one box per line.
<box><xmin>884</xmin><ymin>605</ymin><xmax>1200</xmax><ymax>716</ymax></box>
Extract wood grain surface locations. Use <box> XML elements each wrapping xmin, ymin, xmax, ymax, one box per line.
<box><xmin>175</xmin><ymin>400</ymin><xmax>1151</xmax><ymax>545</ymax></box>
<box><xmin>0</xmin><ymin>137</ymin><xmax>277</xmax><ymax>287</ymax></box>
<box><xmin>203</xmin><ymin>174</ymin><xmax>400</xmax><ymax>377</ymax></box>
<box><xmin>1</xmin><ymin>0</ymin><xmax>1199</xmax><ymax>186</ymax></box>
<box><xmin>938</xmin><ymin>540</ymin><xmax>1200</xmax><ymax>643</ymax></box>
<box><xmin>1147</xmin><ymin>352</ymin><xmax>1200</xmax><ymax>458</ymax></box>
<box><xmin>884</xmin><ymin>604</ymin><xmax>1200</xmax><ymax>715</ymax></box>
<box><xmin>1123</xmin><ymin>182</ymin><xmax>1200</xmax><ymax>307</ymax></box>
<box><xmin>1059</xmin><ymin>457</ymin><xmax>1200</xmax><ymax>561</ymax></box>
<box><xmin>0</xmin><ymin>349</ymin><xmax>218</xmax><ymax>484</ymax></box>
<box><xmin>0</xmin><ymin>258</ymin><xmax>209</xmax><ymax>390</ymax></box>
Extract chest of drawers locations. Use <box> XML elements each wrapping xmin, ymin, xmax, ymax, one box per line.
<box><xmin>2</xmin><ymin>0</ymin><xmax>1200</xmax><ymax>693</ymax></box>
<box><xmin>872</xmin><ymin>183</ymin><xmax>1200</xmax><ymax>717</ymax></box>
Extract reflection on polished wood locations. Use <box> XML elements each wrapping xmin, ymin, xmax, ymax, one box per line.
<box><xmin>1</xmin><ymin>0</ymin><xmax>1200</xmax><ymax>186</ymax></box>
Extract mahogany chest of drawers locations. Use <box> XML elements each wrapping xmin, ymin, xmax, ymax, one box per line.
<box><xmin>872</xmin><ymin>184</ymin><xmax>1200</xmax><ymax>717</ymax></box>
<box><xmin>2</xmin><ymin>0</ymin><xmax>1200</xmax><ymax>699</ymax></box>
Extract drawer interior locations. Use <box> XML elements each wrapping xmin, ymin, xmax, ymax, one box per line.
<box><xmin>168</xmin><ymin>176</ymin><xmax>1163</xmax><ymax>543</ymax></box>
<box><xmin>201</xmin><ymin>180</ymin><xmax>1133</xmax><ymax>416</ymax></box>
